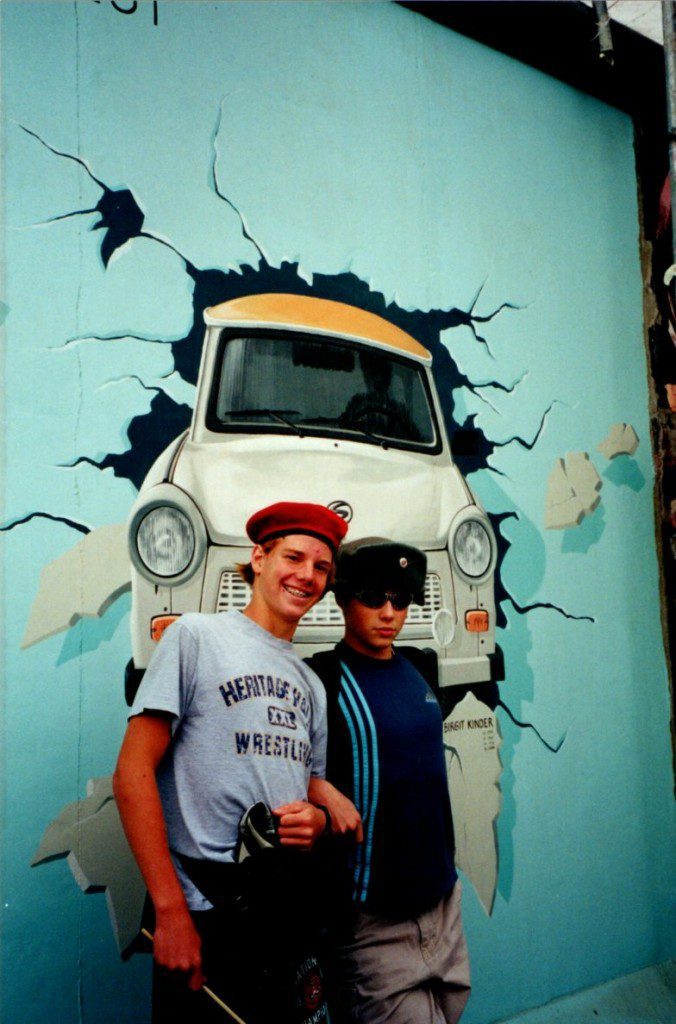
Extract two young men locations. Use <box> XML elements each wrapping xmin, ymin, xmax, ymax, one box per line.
<box><xmin>113</xmin><ymin>502</ymin><xmax>351</xmax><ymax>1023</ymax></box>
<box><xmin>115</xmin><ymin>504</ymin><xmax>470</xmax><ymax>1024</ymax></box>
<box><xmin>310</xmin><ymin>538</ymin><xmax>471</xmax><ymax>1024</ymax></box>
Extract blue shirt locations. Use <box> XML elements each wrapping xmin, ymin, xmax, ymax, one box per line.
<box><xmin>335</xmin><ymin>642</ymin><xmax>456</xmax><ymax>918</ymax></box>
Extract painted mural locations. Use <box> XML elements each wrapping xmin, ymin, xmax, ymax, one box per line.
<box><xmin>2</xmin><ymin>3</ymin><xmax>674</xmax><ymax>1024</ymax></box>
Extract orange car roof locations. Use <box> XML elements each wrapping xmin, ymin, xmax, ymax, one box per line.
<box><xmin>204</xmin><ymin>293</ymin><xmax>430</xmax><ymax>361</ymax></box>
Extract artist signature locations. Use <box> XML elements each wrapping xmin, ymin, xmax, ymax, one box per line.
<box><xmin>92</xmin><ymin>1</ymin><xmax>159</xmax><ymax>26</ymax></box>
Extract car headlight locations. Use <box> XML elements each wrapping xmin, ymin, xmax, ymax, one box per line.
<box><xmin>453</xmin><ymin>519</ymin><xmax>493</xmax><ymax>579</ymax></box>
<box><xmin>136</xmin><ymin>506</ymin><xmax>195</xmax><ymax>577</ymax></box>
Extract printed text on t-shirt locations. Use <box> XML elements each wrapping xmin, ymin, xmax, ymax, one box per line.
<box><xmin>219</xmin><ymin>674</ymin><xmax>310</xmax><ymax>717</ymax></box>
<box><xmin>234</xmin><ymin>731</ymin><xmax>312</xmax><ymax>766</ymax></box>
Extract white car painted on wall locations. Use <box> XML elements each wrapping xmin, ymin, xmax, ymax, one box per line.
<box><xmin>126</xmin><ymin>293</ymin><xmax>503</xmax><ymax>700</ymax></box>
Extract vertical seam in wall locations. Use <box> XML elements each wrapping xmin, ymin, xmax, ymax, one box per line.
<box><xmin>418</xmin><ymin>13</ymin><xmax>433</xmax><ymax>300</ymax></box>
<box><xmin>72</xmin><ymin>3</ymin><xmax>85</xmax><ymax>1023</ymax></box>
<box><xmin>0</xmin><ymin>0</ymin><xmax>7</xmax><ymax>1013</ymax></box>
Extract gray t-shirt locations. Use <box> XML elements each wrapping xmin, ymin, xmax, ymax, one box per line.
<box><xmin>129</xmin><ymin>610</ymin><xmax>327</xmax><ymax>909</ymax></box>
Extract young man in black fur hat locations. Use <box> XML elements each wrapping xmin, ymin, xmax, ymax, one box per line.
<box><xmin>307</xmin><ymin>538</ymin><xmax>471</xmax><ymax>1024</ymax></box>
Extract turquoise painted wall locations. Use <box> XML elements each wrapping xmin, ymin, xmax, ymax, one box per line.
<box><xmin>2</xmin><ymin>3</ymin><xmax>674</xmax><ymax>1023</ymax></box>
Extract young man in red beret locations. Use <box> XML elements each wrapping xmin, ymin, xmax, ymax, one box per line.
<box><xmin>114</xmin><ymin>502</ymin><xmax>357</xmax><ymax>1024</ymax></box>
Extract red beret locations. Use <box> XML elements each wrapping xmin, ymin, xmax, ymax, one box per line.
<box><xmin>246</xmin><ymin>502</ymin><xmax>348</xmax><ymax>552</ymax></box>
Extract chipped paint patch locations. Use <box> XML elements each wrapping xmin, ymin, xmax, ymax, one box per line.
<box><xmin>545</xmin><ymin>452</ymin><xmax>602</xmax><ymax>529</ymax></box>
<box><xmin>21</xmin><ymin>524</ymin><xmax>130</xmax><ymax>648</ymax></box>
<box><xmin>32</xmin><ymin>777</ymin><xmax>146</xmax><ymax>954</ymax></box>
<box><xmin>597</xmin><ymin>422</ymin><xmax>639</xmax><ymax>460</ymax></box>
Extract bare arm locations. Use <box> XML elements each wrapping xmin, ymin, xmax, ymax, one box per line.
<box><xmin>113</xmin><ymin>713</ymin><xmax>204</xmax><ymax>990</ymax></box>
<box><xmin>307</xmin><ymin>777</ymin><xmax>363</xmax><ymax>843</ymax></box>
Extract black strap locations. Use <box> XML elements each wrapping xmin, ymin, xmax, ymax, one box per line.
<box><xmin>176</xmin><ymin>848</ymin><xmax>317</xmax><ymax>928</ymax></box>
<box><xmin>175</xmin><ymin>853</ymin><xmax>242</xmax><ymax>912</ymax></box>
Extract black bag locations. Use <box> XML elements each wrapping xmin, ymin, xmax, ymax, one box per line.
<box><xmin>176</xmin><ymin>804</ymin><xmax>330</xmax><ymax>1024</ymax></box>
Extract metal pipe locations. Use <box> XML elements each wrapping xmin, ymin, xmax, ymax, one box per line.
<box><xmin>663</xmin><ymin>1</ymin><xmax>676</xmax><ymax>267</ymax></box>
<box><xmin>592</xmin><ymin>0</ymin><xmax>614</xmax><ymax>65</ymax></box>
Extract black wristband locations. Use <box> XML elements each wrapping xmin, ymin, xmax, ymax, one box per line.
<box><xmin>316</xmin><ymin>804</ymin><xmax>332</xmax><ymax>836</ymax></box>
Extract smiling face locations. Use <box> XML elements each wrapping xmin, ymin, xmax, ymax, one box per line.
<box><xmin>340</xmin><ymin>593</ymin><xmax>408</xmax><ymax>660</ymax></box>
<box><xmin>246</xmin><ymin>534</ymin><xmax>334</xmax><ymax>639</ymax></box>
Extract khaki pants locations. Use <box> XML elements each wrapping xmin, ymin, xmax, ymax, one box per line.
<box><xmin>333</xmin><ymin>881</ymin><xmax>471</xmax><ymax>1024</ymax></box>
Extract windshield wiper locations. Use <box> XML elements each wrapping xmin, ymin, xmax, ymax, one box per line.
<box><xmin>222</xmin><ymin>408</ymin><xmax>304</xmax><ymax>437</ymax></box>
<box><xmin>343</xmin><ymin>425</ymin><xmax>389</xmax><ymax>450</ymax></box>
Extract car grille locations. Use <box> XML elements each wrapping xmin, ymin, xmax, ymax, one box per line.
<box><xmin>215</xmin><ymin>571</ymin><xmax>442</xmax><ymax>626</ymax></box>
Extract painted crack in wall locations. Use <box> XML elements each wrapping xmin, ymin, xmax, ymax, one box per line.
<box><xmin>496</xmin><ymin>700</ymin><xmax>566</xmax><ymax>754</ymax></box>
<box><xmin>210</xmin><ymin>99</ymin><xmax>268</xmax><ymax>267</ymax></box>
<box><xmin>0</xmin><ymin>512</ymin><xmax>91</xmax><ymax>534</ymax></box>
<box><xmin>505</xmin><ymin>596</ymin><xmax>594</xmax><ymax>624</ymax></box>
<box><xmin>18</xmin><ymin>124</ymin><xmax>144</xmax><ymax>266</ymax></box>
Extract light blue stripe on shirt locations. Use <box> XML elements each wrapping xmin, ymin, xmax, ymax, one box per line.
<box><xmin>340</xmin><ymin>662</ymin><xmax>380</xmax><ymax>903</ymax></box>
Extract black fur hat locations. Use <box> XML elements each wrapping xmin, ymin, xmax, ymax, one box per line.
<box><xmin>334</xmin><ymin>537</ymin><xmax>426</xmax><ymax>605</ymax></box>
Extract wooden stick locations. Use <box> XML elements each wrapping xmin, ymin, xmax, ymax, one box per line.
<box><xmin>141</xmin><ymin>928</ymin><xmax>248</xmax><ymax>1024</ymax></box>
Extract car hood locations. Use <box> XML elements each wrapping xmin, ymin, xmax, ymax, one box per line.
<box><xmin>169</xmin><ymin>435</ymin><xmax>473</xmax><ymax>548</ymax></box>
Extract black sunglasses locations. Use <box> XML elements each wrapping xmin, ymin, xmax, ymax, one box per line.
<box><xmin>353</xmin><ymin>588</ymin><xmax>412</xmax><ymax>611</ymax></box>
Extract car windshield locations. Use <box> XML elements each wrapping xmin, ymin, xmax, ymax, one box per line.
<box><xmin>209</xmin><ymin>332</ymin><xmax>437</xmax><ymax>448</ymax></box>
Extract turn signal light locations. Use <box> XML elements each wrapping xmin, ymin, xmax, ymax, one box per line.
<box><xmin>151</xmin><ymin>615</ymin><xmax>180</xmax><ymax>642</ymax></box>
<box><xmin>465</xmin><ymin>610</ymin><xmax>489</xmax><ymax>633</ymax></box>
